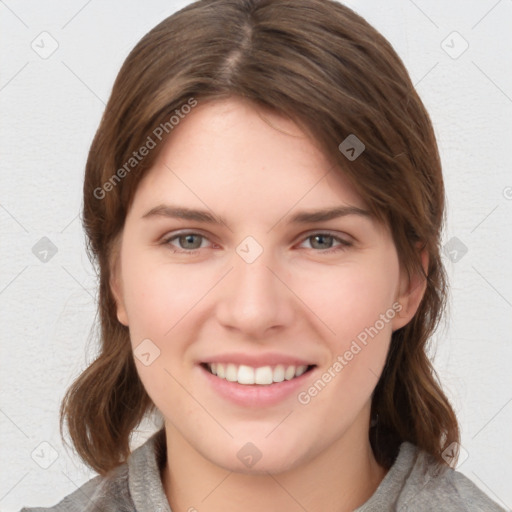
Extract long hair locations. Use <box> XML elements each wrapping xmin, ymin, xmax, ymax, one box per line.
<box><xmin>60</xmin><ymin>0</ymin><xmax>459</xmax><ymax>475</ymax></box>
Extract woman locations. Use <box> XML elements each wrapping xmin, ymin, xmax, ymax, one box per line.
<box><xmin>21</xmin><ymin>0</ymin><xmax>506</xmax><ymax>510</ymax></box>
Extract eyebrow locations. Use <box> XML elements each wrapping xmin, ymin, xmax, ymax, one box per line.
<box><xmin>142</xmin><ymin>205</ymin><xmax>228</xmax><ymax>224</ymax></box>
<box><xmin>141</xmin><ymin>204</ymin><xmax>372</xmax><ymax>226</ymax></box>
<box><xmin>288</xmin><ymin>205</ymin><xmax>371</xmax><ymax>223</ymax></box>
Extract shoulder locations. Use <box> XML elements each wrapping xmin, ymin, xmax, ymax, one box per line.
<box><xmin>18</xmin><ymin>463</ymin><xmax>133</xmax><ymax>512</ymax></box>
<box><xmin>19</xmin><ymin>429</ymin><xmax>167</xmax><ymax>512</ymax></box>
<box><xmin>374</xmin><ymin>441</ymin><xmax>506</xmax><ymax>512</ymax></box>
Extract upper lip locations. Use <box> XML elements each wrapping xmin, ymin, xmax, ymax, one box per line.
<box><xmin>200</xmin><ymin>352</ymin><xmax>316</xmax><ymax>367</ymax></box>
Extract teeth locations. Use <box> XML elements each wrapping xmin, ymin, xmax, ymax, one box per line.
<box><xmin>226</xmin><ymin>363</ymin><xmax>238</xmax><ymax>382</ymax></box>
<box><xmin>206</xmin><ymin>363</ymin><xmax>310</xmax><ymax>385</ymax></box>
<box><xmin>284</xmin><ymin>365</ymin><xmax>296</xmax><ymax>380</ymax></box>
<box><xmin>295</xmin><ymin>365</ymin><xmax>307</xmax><ymax>377</ymax></box>
<box><xmin>273</xmin><ymin>364</ymin><xmax>285</xmax><ymax>383</ymax></box>
<box><xmin>238</xmin><ymin>365</ymin><xmax>255</xmax><ymax>384</ymax></box>
<box><xmin>255</xmin><ymin>366</ymin><xmax>273</xmax><ymax>385</ymax></box>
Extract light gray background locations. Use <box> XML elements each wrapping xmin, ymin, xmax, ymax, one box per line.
<box><xmin>1</xmin><ymin>1</ymin><xmax>511</xmax><ymax>510</ymax></box>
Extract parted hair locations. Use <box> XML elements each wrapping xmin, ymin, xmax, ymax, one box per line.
<box><xmin>60</xmin><ymin>0</ymin><xmax>460</xmax><ymax>475</ymax></box>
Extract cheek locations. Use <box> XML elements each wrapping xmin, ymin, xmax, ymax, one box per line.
<box><xmin>292</xmin><ymin>263</ymin><xmax>399</xmax><ymax>415</ymax></box>
<box><xmin>119</xmin><ymin>255</ymin><xmax>206</xmax><ymax>415</ymax></box>
<box><xmin>120</xmin><ymin>252</ymin><xmax>211</xmax><ymax>341</ymax></box>
<box><xmin>299</xmin><ymin>258</ymin><xmax>400</xmax><ymax>340</ymax></box>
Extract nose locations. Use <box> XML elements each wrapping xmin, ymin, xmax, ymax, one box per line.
<box><xmin>214</xmin><ymin>250</ymin><xmax>296</xmax><ymax>339</ymax></box>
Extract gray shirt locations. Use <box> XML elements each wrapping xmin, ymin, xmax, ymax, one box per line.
<box><xmin>20</xmin><ymin>429</ymin><xmax>506</xmax><ymax>511</ymax></box>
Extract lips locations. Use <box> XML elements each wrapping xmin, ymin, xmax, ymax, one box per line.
<box><xmin>205</xmin><ymin>362</ymin><xmax>313</xmax><ymax>385</ymax></box>
<box><xmin>198</xmin><ymin>355</ymin><xmax>317</xmax><ymax>407</ymax></box>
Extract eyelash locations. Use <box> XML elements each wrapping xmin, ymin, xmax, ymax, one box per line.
<box><xmin>161</xmin><ymin>231</ymin><xmax>353</xmax><ymax>255</ymax></box>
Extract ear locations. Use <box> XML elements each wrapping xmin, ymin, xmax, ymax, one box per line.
<box><xmin>109</xmin><ymin>246</ymin><xmax>129</xmax><ymax>327</ymax></box>
<box><xmin>391</xmin><ymin>245</ymin><xmax>429</xmax><ymax>332</ymax></box>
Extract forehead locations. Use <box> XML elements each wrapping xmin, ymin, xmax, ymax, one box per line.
<box><xmin>131</xmin><ymin>97</ymin><xmax>368</xmax><ymax>219</ymax></box>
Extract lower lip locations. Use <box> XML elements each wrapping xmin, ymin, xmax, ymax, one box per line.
<box><xmin>199</xmin><ymin>365</ymin><xmax>315</xmax><ymax>407</ymax></box>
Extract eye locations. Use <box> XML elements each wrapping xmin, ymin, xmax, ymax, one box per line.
<box><xmin>163</xmin><ymin>232</ymin><xmax>211</xmax><ymax>253</ymax></box>
<box><xmin>299</xmin><ymin>232</ymin><xmax>352</xmax><ymax>253</ymax></box>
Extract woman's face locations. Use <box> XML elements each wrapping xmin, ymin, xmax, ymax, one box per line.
<box><xmin>112</xmin><ymin>97</ymin><xmax>423</xmax><ymax>473</ymax></box>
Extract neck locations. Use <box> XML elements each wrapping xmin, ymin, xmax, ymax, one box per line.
<box><xmin>161</xmin><ymin>420</ymin><xmax>388</xmax><ymax>512</ymax></box>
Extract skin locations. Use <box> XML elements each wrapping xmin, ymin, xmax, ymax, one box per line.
<box><xmin>111</xmin><ymin>97</ymin><xmax>427</xmax><ymax>512</ymax></box>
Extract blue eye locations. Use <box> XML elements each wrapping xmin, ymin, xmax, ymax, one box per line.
<box><xmin>308</xmin><ymin>234</ymin><xmax>336</xmax><ymax>250</ymax></box>
<box><xmin>300</xmin><ymin>233</ymin><xmax>352</xmax><ymax>253</ymax></box>
<box><xmin>164</xmin><ymin>233</ymin><xmax>208</xmax><ymax>252</ymax></box>
<box><xmin>161</xmin><ymin>231</ymin><xmax>352</xmax><ymax>255</ymax></box>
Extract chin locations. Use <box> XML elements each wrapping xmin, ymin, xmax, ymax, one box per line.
<box><xmin>202</xmin><ymin>439</ymin><xmax>308</xmax><ymax>476</ymax></box>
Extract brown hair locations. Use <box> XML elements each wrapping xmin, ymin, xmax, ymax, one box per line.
<box><xmin>60</xmin><ymin>0</ymin><xmax>460</xmax><ymax>475</ymax></box>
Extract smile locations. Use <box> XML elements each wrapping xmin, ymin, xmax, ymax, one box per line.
<box><xmin>203</xmin><ymin>362</ymin><xmax>315</xmax><ymax>385</ymax></box>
